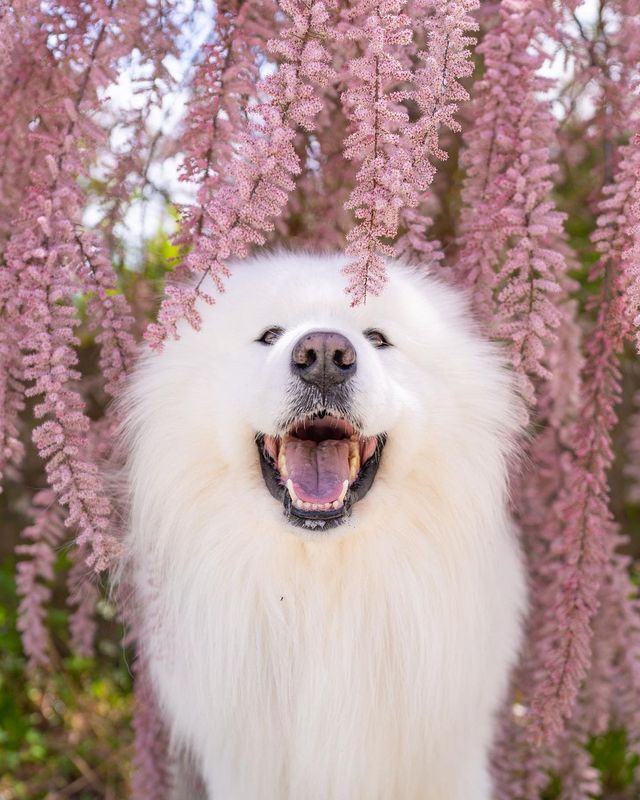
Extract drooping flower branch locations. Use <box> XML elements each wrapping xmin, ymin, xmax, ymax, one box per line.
<box><xmin>4</xmin><ymin>1</ymin><xmax>180</xmax><ymax>685</ymax></box>
<box><xmin>407</xmin><ymin>0</ymin><xmax>478</xmax><ymax>193</ymax></box>
<box><xmin>15</xmin><ymin>490</ymin><xmax>65</xmax><ymax>668</ymax></box>
<box><xmin>622</xmin><ymin>135</ymin><xmax>640</xmax><ymax>351</ymax></box>
<box><xmin>3</xmin><ymin>1</ymin><xmax>169</xmax><ymax>574</ymax></box>
<box><xmin>177</xmin><ymin>0</ymin><xmax>269</xmax><ymax>250</ymax></box>
<box><xmin>67</xmin><ymin>544</ymin><xmax>99</xmax><ymax>658</ymax></box>
<box><xmin>456</xmin><ymin>0</ymin><xmax>565</xmax><ymax>404</ymax></box>
<box><xmin>340</xmin><ymin>0</ymin><xmax>478</xmax><ymax>302</ymax></box>
<box><xmin>585</xmin><ymin>540</ymin><xmax>640</xmax><ymax>752</ymax></box>
<box><xmin>17</xmin><ymin>260</ymin><xmax>117</xmax><ymax>570</ymax></box>
<box><xmin>528</xmin><ymin>134</ymin><xmax>640</xmax><ymax>745</ymax></box>
<box><xmin>80</xmin><ymin>232</ymin><xmax>138</xmax><ymax>397</ymax></box>
<box><xmin>147</xmin><ymin>0</ymin><xmax>337</xmax><ymax>348</ymax></box>
<box><xmin>452</xmin><ymin>2</ymin><xmax>640</xmax><ymax>793</ymax></box>
<box><xmin>339</xmin><ymin>0</ymin><xmax>416</xmax><ymax>302</ymax></box>
<box><xmin>454</xmin><ymin>6</ymin><xmax>580</xmax><ymax>777</ymax></box>
<box><xmin>0</xmin><ymin>266</ymin><xmax>24</xmax><ymax>487</ymax></box>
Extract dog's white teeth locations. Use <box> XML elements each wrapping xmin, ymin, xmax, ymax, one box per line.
<box><xmin>348</xmin><ymin>440</ymin><xmax>361</xmax><ymax>481</ymax></box>
<box><xmin>288</xmin><ymin>486</ymin><xmax>306</xmax><ymax>511</ymax></box>
<box><xmin>288</xmin><ymin>482</ymin><xmax>312</xmax><ymax>513</ymax></box>
<box><xmin>338</xmin><ymin>479</ymin><xmax>348</xmax><ymax>504</ymax></box>
<box><xmin>278</xmin><ymin>443</ymin><xmax>288</xmax><ymax>479</ymax></box>
<box><xmin>288</xmin><ymin>479</ymin><xmax>347</xmax><ymax>513</ymax></box>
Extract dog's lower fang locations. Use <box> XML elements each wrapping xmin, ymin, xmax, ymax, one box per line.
<box><xmin>348</xmin><ymin>439</ymin><xmax>361</xmax><ymax>481</ymax></box>
<box><xmin>278</xmin><ymin>438</ymin><xmax>288</xmax><ymax>478</ymax></box>
<box><xmin>338</xmin><ymin>479</ymin><xmax>348</xmax><ymax>504</ymax></box>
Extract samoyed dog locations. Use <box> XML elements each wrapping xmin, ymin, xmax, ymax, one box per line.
<box><xmin>119</xmin><ymin>252</ymin><xmax>526</xmax><ymax>799</ymax></box>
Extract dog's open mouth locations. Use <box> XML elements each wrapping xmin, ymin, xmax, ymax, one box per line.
<box><xmin>256</xmin><ymin>415</ymin><xmax>385</xmax><ymax>529</ymax></box>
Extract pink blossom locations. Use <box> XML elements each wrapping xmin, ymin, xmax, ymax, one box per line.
<box><xmin>11</xmin><ymin>254</ymin><xmax>118</xmax><ymax>571</ymax></box>
<box><xmin>456</xmin><ymin>0</ymin><xmax>565</xmax><ymax>403</ymax></box>
<box><xmin>527</xmin><ymin>130</ymin><xmax>640</xmax><ymax>747</ymax></box>
<box><xmin>340</xmin><ymin>0</ymin><xmax>478</xmax><ymax>302</ymax></box>
<box><xmin>408</xmin><ymin>0</ymin><xmax>479</xmax><ymax>192</ymax></box>
<box><xmin>177</xmin><ymin>0</ymin><xmax>269</xmax><ymax>248</ymax></box>
<box><xmin>148</xmin><ymin>0</ymin><xmax>337</xmax><ymax>348</ymax></box>
<box><xmin>619</xmin><ymin>134</ymin><xmax>640</xmax><ymax>352</ymax></box>
<box><xmin>15</xmin><ymin>490</ymin><xmax>64</xmax><ymax>668</ymax></box>
<box><xmin>339</xmin><ymin>0</ymin><xmax>414</xmax><ymax>301</ymax></box>
<box><xmin>0</xmin><ymin>268</ymin><xmax>25</xmax><ymax>487</ymax></box>
<box><xmin>67</xmin><ymin>544</ymin><xmax>99</xmax><ymax>658</ymax></box>
<box><xmin>80</xmin><ymin>232</ymin><xmax>138</xmax><ymax>397</ymax></box>
<box><xmin>131</xmin><ymin>655</ymin><xmax>172</xmax><ymax>800</ymax></box>
<box><xmin>3</xmin><ymin>1</ymin><xmax>145</xmax><ymax>570</ymax></box>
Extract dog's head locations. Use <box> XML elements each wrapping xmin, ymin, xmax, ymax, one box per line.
<box><xmin>254</xmin><ymin>324</ymin><xmax>389</xmax><ymax>529</ymax></box>
<box><xmin>123</xmin><ymin>252</ymin><xmax>521</xmax><ymax>538</ymax></box>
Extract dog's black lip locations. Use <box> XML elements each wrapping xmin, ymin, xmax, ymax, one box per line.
<box><xmin>255</xmin><ymin>422</ymin><xmax>386</xmax><ymax>530</ymax></box>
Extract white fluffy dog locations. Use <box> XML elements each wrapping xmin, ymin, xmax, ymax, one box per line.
<box><xmin>119</xmin><ymin>252</ymin><xmax>526</xmax><ymax>800</ymax></box>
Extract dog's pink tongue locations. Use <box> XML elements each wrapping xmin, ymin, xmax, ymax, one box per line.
<box><xmin>285</xmin><ymin>439</ymin><xmax>350</xmax><ymax>503</ymax></box>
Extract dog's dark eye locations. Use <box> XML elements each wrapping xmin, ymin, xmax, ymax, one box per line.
<box><xmin>364</xmin><ymin>329</ymin><xmax>391</xmax><ymax>348</ymax></box>
<box><xmin>257</xmin><ymin>327</ymin><xmax>285</xmax><ymax>346</ymax></box>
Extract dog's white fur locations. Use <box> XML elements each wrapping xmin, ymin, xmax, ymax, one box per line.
<box><xmin>119</xmin><ymin>253</ymin><xmax>526</xmax><ymax>800</ymax></box>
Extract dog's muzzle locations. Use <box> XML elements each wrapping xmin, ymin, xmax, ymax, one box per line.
<box><xmin>256</xmin><ymin>412</ymin><xmax>386</xmax><ymax>531</ymax></box>
<box><xmin>255</xmin><ymin>331</ymin><xmax>385</xmax><ymax>531</ymax></box>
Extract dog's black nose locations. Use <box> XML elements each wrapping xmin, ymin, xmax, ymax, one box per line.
<box><xmin>291</xmin><ymin>331</ymin><xmax>357</xmax><ymax>389</ymax></box>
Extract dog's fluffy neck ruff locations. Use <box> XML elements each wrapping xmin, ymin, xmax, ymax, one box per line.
<box><xmin>120</xmin><ymin>253</ymin><xmax>526</xmax><ymax>799</ymax></box>
<box><xmin>130</xmin><ymin>441</ymin><xmax>522</xmax><ymax>800</ymax></box>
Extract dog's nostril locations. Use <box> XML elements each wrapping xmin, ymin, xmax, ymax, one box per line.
<box><xmin>293</xmin><ymin>344</ymin><xmax>317</xmax><ymax>368</ymax></box>
<box><xmin>334</xmin><ymin>347</ymin><xmax>355</xmax><ymax>369</ymax></box>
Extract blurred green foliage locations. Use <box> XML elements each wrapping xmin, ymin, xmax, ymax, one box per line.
<box><xmin>0</xmin><ymin>558</ymin><xmax>133</xmax><ymax>799</ymax></box>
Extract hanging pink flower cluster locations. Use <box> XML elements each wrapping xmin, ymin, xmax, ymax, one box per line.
<box><xmin>456</xmin><ymin>0</ymin><xmax>566</xmax><ymax>404</ymax></box>
<box><xmin>336</xmin><ymin>0</ymin><xmax>479</xmax><ymax>301</ymax></box>
<box><xmin>2</xmin><ymin>3</ymin><xmax>146</xmax><ymax>575</ymax></box>
<box><xmin>529</xmin><ymin>134</ymin><xmax>640</xmax><ymax>744</ymax></box>
<box><xmin>146</xmin><ymin>0</ymin><xmax>338</xmax><ymax>347</ymax></box>
<box><xmin>3</xmin><ymin>0</ymin><xmax>640</xmax><ymax>797</ymax></box>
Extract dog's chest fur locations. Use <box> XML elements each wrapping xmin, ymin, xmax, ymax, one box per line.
<box><xmin>142</xmin><ymin>502</ymin><xmax>519</xmax><ymax>800</ymax></box>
